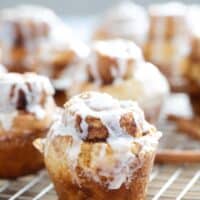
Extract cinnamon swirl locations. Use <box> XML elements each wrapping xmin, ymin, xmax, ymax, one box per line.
<box><xmin>34</xmin><ymin>91</ymin><xmax>162</xmax><ymax>200</ymax></box>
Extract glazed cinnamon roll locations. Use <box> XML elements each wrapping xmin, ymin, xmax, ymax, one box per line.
<box><xmin>143</xmin><ymin>2</ymin><xmax>190</xmax><ymax>86</ymax></box>
<box><xmin>34</xmin><ymin>91</ymin><xmax>162</xmax><ymax>200</ymax></box>
<box><xmin>0</xmin><ymin>5</ymin><xmax>88</xmax><ymax>106</ymax></box>
<box><xmin>69</xmin><ymin>39</ymin><xmax>169</xmax><ymax>122</ymax></box>
<box><xmin>93</xmin><ymin>1</ymin><xmax>148</xmax><ymax>46</ymax></box>
<box><xmin>0</xmin><ymin>72</ymin><xmax>56</xmax><ymax>178</ymax></box>
<box><xmin>0</xmin><ymin>5</ymin><xmax>60</xmax><ymax>72</ymax></box>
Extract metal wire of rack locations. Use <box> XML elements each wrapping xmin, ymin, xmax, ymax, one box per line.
<box><xmin>0</xmin><ymin>94</ymin><xmax>200</xmax><ymax>200</ymax></box>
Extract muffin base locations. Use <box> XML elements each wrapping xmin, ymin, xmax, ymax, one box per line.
<box><xmin>0</xmin><ymin>129</ymin><xmax>47</xmax><ymax>179</ymax></box>
<box><xmin>44</xmin><ymin>136</ymin><xmax>155</xmax><ymax>200</ymax></box>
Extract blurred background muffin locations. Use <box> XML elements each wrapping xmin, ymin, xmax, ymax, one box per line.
<box><xmin>0</xmin><ymin>72</ymin><xmax>56</xmax><ymax>178</ymax></box>
<box><xmin>93</xmin><ymin>1</ymin><xmax>148</xmax><ymax>47</ymax></box>
<box><xmin>68</xmin><ymin>39</ymin><xmax>169</xmax><ymax>123</ymax></box>
<box><xmin>0</xmin><ymin>5</ymin><xmax>89</xmax><ymax>106</ymax></box>
<box><xmin>143</xmin><ymin>2</ymin><xmax>191</xmax><ymax>89</ymax></box>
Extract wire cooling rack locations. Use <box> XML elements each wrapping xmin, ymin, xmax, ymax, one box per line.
<box><xmin>0</xmin><ymin>94</ymin><xmax>200</xmax><ymax>200</ymax></box>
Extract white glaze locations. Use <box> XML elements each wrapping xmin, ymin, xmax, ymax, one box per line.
<box><xmin>0</xmin><ymin>5</ymin><xmax>73</xmax><ymax>71</ymax></box>
<box><xmin>132</xmin><ymin>62</ymin><xmax>169</xmax><ymax>108</ymax></box>
<box><xmin>84</xmin><ymin>39</ymin><xmax>169</xmax><ymax>111</ymax></box>
<box><xmin>88</xmin><ymin>39</ymin><xmax>143</xmax><ymax>85</ymax></box>
<box><xmin>45</xmin><ymin>92</ymin><xmax>162</xmax><ymax>189</ymax></box>
<box><xmin>39</xmin><ymin>38</ymin><xmax>89</xmax><ymax>90</ymax></box>
<box><xmin>187</xmin><ymin>5</ymin><xmax>200</xmax><ymax>37</ymax></box>
<box><xmin>0</xmin><ymin>72</ymin><xmax>54</xmax><ymax>130</ymax></box>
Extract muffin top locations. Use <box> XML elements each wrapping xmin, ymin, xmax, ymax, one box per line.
<box><xmin>0</xmin><ymin>72</ymin><xmax>54</xmax><ymax>114</ymax></box>
<box><xmin>78</xmin><ymin>39</ymin><xmax>169</xmax><ymax>106</ymax></box>
<box><xmin>0</xmin><ymin>72</ymin><xmax>56</xmax><ymax>133</ymax></box>
<box><xmin>63</xmin><ymin>92</ymin><xmax>155</xmax><ymax>142</ymax></box>
<box><xmin>87</xmin><ymin>39</ymin><xmax>143</xmax><ymax>85</ymax></box>
<box><xmin>50</xmin><ymin>92</ymin><xmax>159</xmax><ymax>142</ymax></box>
<box><xmin>0</xmin><ymin>5</ymin><xmax>60</xmax><ymax>44</ymax></box>
<box><xmin>0</xmin><ymin>5</ymin><xmax>72</xmax><ymax>71</ymax></box>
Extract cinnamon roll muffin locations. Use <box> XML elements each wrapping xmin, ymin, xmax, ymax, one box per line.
<box><xmin>0</xmin><ymin>72</ymin><xmax>56</xmax><ymax>178</ymax></box>
<box><xmin>0</xmin><ymin>5</ymin><xmax>63</xmax><ymax>73</ymax></box>
<box><xmin>69</xmin><ymin>39</ymin><xmax>169</xmax><ymax>123</ymax></box>
<box><xmin>34</xmin><ymin>92</ymin><xmax>162</xmax><ymax>200</ymax></box>
<box><xmin>143</xmin><ymin>2</ymin><xmax>190</xmax><ymax>87</ymax></box>
<box><xmin>0</xmin><ymin>5</ymin><xmax>87</xmax><ymax>106</ymax></box>
<box><xmin>93</xmin><ymin>1</ymin><xmax>148</xmax><ymax>46</ymax></box>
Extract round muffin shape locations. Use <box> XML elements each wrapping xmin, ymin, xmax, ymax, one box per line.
<box><xmin>0</xmin><ymin>5</ymin><xmax>61</xmax><ymax>72</ymax></box>
<box><xmin>34</xmin><ymin>91</ymin><xmax>162</xmax><ymax>200</ymax></box>
<box><xmin>69</xmin><ymin>39</ymin><xmax>169</xmax><ymax>123</ymax></box>
<box><xmin>87</xmin><ymin>39</ymin><xmax>143</xmax><ymax>85</ymax></box>
<box><xmin>0</xmin><ymin>72</ymin><xmax>56</xmax><ymax>178</ymax></box>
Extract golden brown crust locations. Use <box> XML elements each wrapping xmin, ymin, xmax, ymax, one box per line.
<box><xmin>0</xmin><ymin>47</ymin><xmax>38</xmax><ymax>73</ymax></box>
<box><xmin>0</xmin><ymin>129</ymin><xmax>47</xmax><ymax>179</ymax></box>
<box><xmin>93</xmin><ymin>28</ymin><xmax>112</xmax><ymax>41</ymax></box>
<box><xmin>44</xmin><ymin>136</ymin><xmax>155</xmax><ymax>200</ymax></box>
<box><xmin>0</xmin><ymin>112</ymin><xmax>53</xmax><ymax>136</ymax></box>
